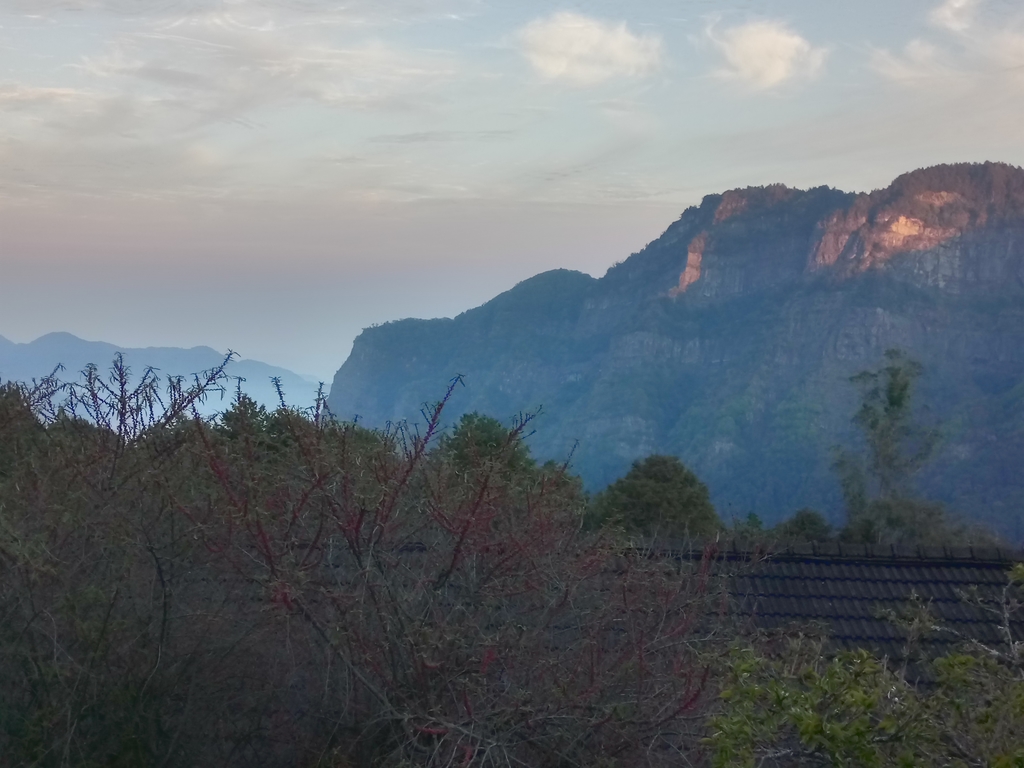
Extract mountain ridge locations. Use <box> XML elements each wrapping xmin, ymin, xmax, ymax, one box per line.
<box><xmin>1</xmin><ymin>333</ymin><xmax>321</xmax><ymax>413</ymax></box>
<box><xmin>328</xmin><ymin>162</ymin><xmax>1024</xmax><ymax>540</ymax></box>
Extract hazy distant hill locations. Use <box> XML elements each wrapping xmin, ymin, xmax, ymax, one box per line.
<box><xmin>328</xmin><ymin>163</ymin><xmax>1024</xmax><ymax>539</ymax></box>
<box><xmin>0</xmin><ymin>332</ymin><xmax>321</xmax><ymax>414</ymax></box>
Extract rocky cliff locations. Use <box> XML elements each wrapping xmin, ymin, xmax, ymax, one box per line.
<box><xmin>328</xmin><ymin>163</ymin><xmax>1024</xmax><ymax>539</ymax></box>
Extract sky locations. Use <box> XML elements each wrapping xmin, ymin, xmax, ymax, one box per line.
<box><xmin>1</xmin><ymin>0</ymin><xmax>1023</xmax><ymax>380</ymax></box>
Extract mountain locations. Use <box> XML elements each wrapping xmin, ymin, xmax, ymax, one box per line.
<box><xmin>0</xmin><ymin>333</ymin><xmax>321</xmax><ymax>415</ymax></box>
<box><xmin>328</xmin><ymin>162</ymin><xmax>1024</xmax><ymax>539</ymax></box>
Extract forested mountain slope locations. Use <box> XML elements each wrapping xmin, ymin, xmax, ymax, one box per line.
<box><xmin>328</xmin><ymin>163</ymin><xmax>1024</xmax><ymax>538</ymax></box>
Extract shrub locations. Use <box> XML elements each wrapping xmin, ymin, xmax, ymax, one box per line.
<box><xmin>708</xmin><ymin>565</ymin><xmax>1024</xmax><ymax>767</ymax></box>
<box><xmin>0</xmin><ymin>365</ymin><xmax>731</xmax><ymax>767</ymax></box>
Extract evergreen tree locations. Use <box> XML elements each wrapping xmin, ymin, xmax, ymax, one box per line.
<box><xmin>441</xmin><ymin>411</ymin><xmax>536</xmax><ymax>477</ymax></box>
<box><xmin>592</xmin><ymin>454</ymin><xmax>720</xmax><ymax>539</ymax></box>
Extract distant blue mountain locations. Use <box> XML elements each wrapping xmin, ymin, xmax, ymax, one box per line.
<box><xmin>0</xmin><ymin>332</ymin><xmax>320</xmax><ymax>415</ymax></box>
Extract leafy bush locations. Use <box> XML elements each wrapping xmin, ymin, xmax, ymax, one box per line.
<box><xmin>2</xmin><ymin>356</ymin><xmax>1019</xmax><ymax>767</ymax></box>
<box><xmin>708</xmin><ymin>566</ymin><xmax>1024</xmax><ymax>767</ymax></box>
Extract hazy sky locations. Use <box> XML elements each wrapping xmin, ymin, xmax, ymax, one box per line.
<box><xmin>1</xmin><ymin>0</ymin><xmax>1022</xmax><ymax>379</ymax></box>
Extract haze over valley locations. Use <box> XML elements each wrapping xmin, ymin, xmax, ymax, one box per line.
<box><xmin>0</xmin><ymin>332</ymin><xmax>321</xmax><ymax>414</ymax></box>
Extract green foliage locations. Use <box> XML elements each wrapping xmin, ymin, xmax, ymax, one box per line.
<box><xmin>742</xmin><ymin>512</ymin><xmax>765</xmax><ymax>532</ymax></box>
<box><xmin>217</xmin><ymin>391</ymin><xmax>273</xmax><ymax>438</ymax></box>
<box><xmin>841</xmin><ymin>497</ymin><xmax>955</xmax><ymax>547</ymax></box>
<box><xmin>591</xmin><ymin>454</ymin><xmax>721</xmax><ymax>539</ymax></box>
<box><xmin>3</xmin><ymin>355</ymin><xmax>1019</xmax><ymax>767</ymax></box>
<box><xmin>0</xmin><ymin>383</ymin><xmax>45</xmax><ymax>479</ymax></box>
<box><xmin>847</xmin><ymin>349</ymin><xmax>938</xmax><ymax>502</ymax></box>
<box><xmin>709</xmin><ymin>568</ymin><xmax>1024</xmax><ymax>767</ymax></box>
<box><xmin>440</xmin><ymin>411</ymin><xmax>537</xmax><ymax>477</ymax></box>
<box><xmin>0</xmin><ymin>361</ymin><xmax>728</xmax><ymax>768</ymax></box>
<box><xmin>774</xmin><ymin>508</ymin><xmax>833</xmax><ymax>543</ymax></box>
<box><xmin>727</xmin><ymin>512</ymin><xmax>767</xmax><ymax>541</ymax></box>
<box><xmin>1012</xmin><ymin>563</ymin><xmax>1024</xmax><ymax>586</ymax></box>
<box><xmin>710</xmin><ymin>643</ymin><xmax>924</xmax><ymax>768</ymax></box>
<box><xmin>709</xmin><ymin>641</ymin><xmax>1024</xmax><ymax>767</ymax></box>
<box><xmin>834</xmin><ymin>350</ymin><xmax>969</xmax><ymax>546</ymax></box>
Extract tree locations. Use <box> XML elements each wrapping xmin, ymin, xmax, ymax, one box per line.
<box><xmin>834</xmin><ymin>350</ymin><xmax>959</xmax><ymax>546</ymax></box>
<box><xmin>728</xmin><ymin>513</ymin><xmax>767</xmax><ymax>541</ymax></box>
<box><xmin>774</xmin><ymin>508</ymin><xmax>833</xmax><ymax>543</ymax></box>
<box><xmin>592</xmin><ymin>454</ymin><xmax>721</xmax><ymax>539</ymax></box>
<box><xmin>217</xmin><ymin>391</ymin><xmax>271</xmax><ymax>437</ymax></box>
<box><xmin>0</xmin><ymin>383</ymin><xmax>44</xmax><ymax>479</ymax></box>
<box><xmin>845</xmin><ymin>349</ymin><xmax>937</xmax><ymax>499</ymax></box>
<box><xmin>440</xmin><ymin>411</ymin><xmax>536</xmax><ymax>478</ymax></box>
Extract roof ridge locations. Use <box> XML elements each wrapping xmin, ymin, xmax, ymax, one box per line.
<box><xmin>651</xmin><ymin>540</ymin><xmax>1024</xmax><ymax>564</ymax></box>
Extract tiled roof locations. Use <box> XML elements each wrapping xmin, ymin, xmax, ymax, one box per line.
<box><xmin>707</xmin><ymin>542</ymin><xmax>1024</xmax><ymax>659</ymax></box>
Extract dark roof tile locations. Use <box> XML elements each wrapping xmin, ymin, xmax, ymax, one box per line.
<box><xmin>724</xmin><ymin>545</ymin><xmax>1023</xmax><ymax>660</ymax></box>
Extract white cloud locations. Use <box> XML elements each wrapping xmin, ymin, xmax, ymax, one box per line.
<box><xmin>988</xmin><ymin>29</ymin><xmax>1024</xmax><ymax>70</ymax></box>
<box><xmin>0</xmin><ymin>83</ymin><xmax>86</xmax><ymax>107</ymax></box>
<box><xmin>0</xmin><ymin>2</ymin><xmax>467</xmax><ymax>204</ymax></box>
<box><xmin>872</xmin><ymin>0</ymin><xmax>1024</xmax><ymax>90</ymax></box>
<box><xmin>0</xmin><ymin>0</ymin><xmax>475</xmax><ymax>24</ymax></box>
<box><xmin>929</xmin><ymin>0</ymin><xmax>979</xmax><ymax>32</ymax></box>
<box><xmin>869</xmin><ymin>39</ymin><xmax>959</xmax><ymax>82</ymax></box>
<box><xmin>518</xmin><ymin>12</ymin><xmax>662</xmax><ymax>87</ymax></box>
<box><xmin>76</xmin><ymin>10</ymin><xmax>459</xmax><ymax>124</ymax></box>
<box><xmin>709</xmin><ymin>20</ymin><xmax>826</xmax><ymax>89</ymax></box>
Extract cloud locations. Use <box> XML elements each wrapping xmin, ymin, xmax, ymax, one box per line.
<box><xmin>872</xmin><ymin>0</ymin><xmax>1024</xmax><ymax>89</ymax></box>
<box><xmin>5</xmin><ymin>0</ymin><xmax>469</xmax><ymax>127</ymax></box>
<box><xmin>0</xmin><ymin>81</ymin><xmax>145</xmax><ymax>146</ymax></box>
<box><xmin>988</xmin><ymin>28</ymin><xmax>1024</xmax><ymax>70</ymax></box>
<box><xmin>709</xmin><ymin>20</ymin><xmax>826</xmax><ymax>89</ymax></box>
<box><xmin>0</xmin><ymin>2</ymin><xmax>468</xmax><ymax>205</ymax></box>
<box><xmin>367</xmin><ymin>130</ymin><xmax>516</xmax><ymax>144</ymax></box>
<box><xmin>79</xmin><ymin>13</ymin><xmax>458</xmax><ymax>120</ymax></box>
<box><xmin>929</xmin><ymin>0</ymin><xmax>980</xmax><ymax>32</ymax></box>
<box><xmin>869</xmin><ymin>39</ymin><xmax>960</xmax><ymax>82</ymax></box>
<box><xmin>518</xmin><ymin>12</ymin><xmax>662</xmax><ymax>86</ymax></box>
<box><xmin>0</xmin><ymin>0</ymin><xmax>476</xmax><ymax>24</ymax></box>
<box><xmin>0</xmin><ymin>83</ymin><xmax>87</xmax><ymax>108</ymax></box>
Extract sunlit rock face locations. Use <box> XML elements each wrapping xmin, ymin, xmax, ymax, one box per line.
<box><xmin>810</xmin><ymin>163</ymin><xmax>1024</xmax><ymax>283</ymax></box>
<box><xmin>329</xmin><ymin>163</ymin><xmax>1024</xmax><ymax>539</ymax></box>
<box><xmin>669</xmin><ymin>233</ymin><xmax>705</xmax><ymax>297</ymax></box>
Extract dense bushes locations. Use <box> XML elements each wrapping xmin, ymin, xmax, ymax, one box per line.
<box><xmin>0</xmin><ymin>365</ymin><xmax>730</xmax><ymax>767</ymax></box>
<box><xmin>1</xmin><ymin>356</ymin><xmax>1021</xmax><ymax>767</ymax></box>
<box><xmin>709</xmin><ymin>566</ymin><xmax>1024</xmax><ymax>767</ymax></box>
